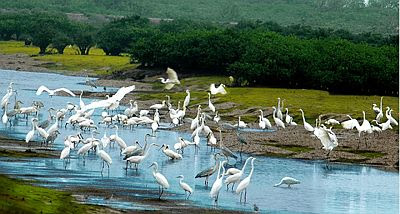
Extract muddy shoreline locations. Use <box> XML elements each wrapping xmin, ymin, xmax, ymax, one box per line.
<box><xmin>0</xmin><ymin>52</ymin><xmax>398</xmax><ymax>170</ymax></box>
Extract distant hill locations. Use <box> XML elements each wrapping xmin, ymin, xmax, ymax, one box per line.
<box><xmin>0</xmin><ymin>0</ymin><xmax>397</xmax><ymax>35</ymax></box>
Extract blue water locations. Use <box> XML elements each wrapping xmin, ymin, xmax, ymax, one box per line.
<box><xmin>0</xmin><ymin>69</ymin><xmax>398</xmax><ymax>213</ymax></box>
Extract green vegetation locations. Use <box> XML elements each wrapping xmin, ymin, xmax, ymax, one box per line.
<box><xmin>138</xmin><ymin>77</ymin><xmax>399</xmax><ymax>124</ymax></box>
<box><xmin>350</xmin><ymin>150</ymin><xmax>386</xmax><ymax>159</ymax></box>
<box><xmin>265</xmin><ymin>144</ymin><xmax>314</xmax><ymax>153</ymax></box>
<box><xmin>0</xmin><ymin>41</ymin><xmax>134</xmax><ymax>75</ymax></box>
<box><xmin>0</xmin><ymin>0</ymin><xmax>397</xmax><ymax>35</ymax></box>
<box><xmin>0</xmin><ymin>174</ymin><xmax>102</xmax><ymax>214</ymax></box>
<box><xmin>131</xmin><ymin>29</ymin><xmax>398</xmax><ymax>96</ymax></box>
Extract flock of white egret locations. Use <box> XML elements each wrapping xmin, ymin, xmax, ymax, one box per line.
<box><xmin>0</xmin><ymin>68</ymin><xmax>398</xmax><ymax>207</ymax></box>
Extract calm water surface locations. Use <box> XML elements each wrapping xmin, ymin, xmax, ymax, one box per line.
<box><xmin>0</xmin><ymin>69</ymin><xmax>398</xmax><ymax>213</ymax></box>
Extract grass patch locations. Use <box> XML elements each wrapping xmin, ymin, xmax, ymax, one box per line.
<box><xmin>0</xmin><ymin>41</ymin><xmax>136</xmax><ymax>75</ymax></box>
<box><xmin>349</xmin><ymin>150</ymin><xmax>386</xmax><ymax>159</ymax></box>
<box><xmin>138</xmin><ymin>76</ymin><xmax>399</xmax><ymax>126</ymax></box>
<box><xmin>0</xmin><ymin>174</ymin><xmax>102</xmax><ymax>214</ymax></box>
<box><xmin>265</xmin><ymin>144</ymin><xmax>314</xmax><ymax>153</ymax></box>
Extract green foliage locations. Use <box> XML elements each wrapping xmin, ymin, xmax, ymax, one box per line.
<box><xmin>72</xmin><ymin>23</ymin><xmax>96</xmax><ymax>55</ymax></box>
<box><xmin>97</xmin><ymin>16</ymin><xmax>150</xmax><ymax>56</ymax></box>
<box><xmin>0</xmin><ymin>0</ymin><xmax>397</xmax><ymax>35</ymax></box>
<box><xmin>51</xmin><ymin>33</ymin><xmax>72</xmax><ymax>54</ymax></box>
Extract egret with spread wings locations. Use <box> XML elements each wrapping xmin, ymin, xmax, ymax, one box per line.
<box><xmin>82</xmin><ymin>85</ymin><xmax>135</xmax><ymax>111</ymax></box>
<box><xmin>36</xmin><ymin>85</ymin><xmax>76</xmax><ymax>97</ymax></box>
<box><xmin>159</xmin><ymin>67</ymin><xmax>180</xmax><ymax>90</ymax></box>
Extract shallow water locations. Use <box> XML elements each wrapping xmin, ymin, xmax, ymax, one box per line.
<box><xmin>0</xmin><ymin>69</ymin><xmax>398</xmax><ymax>213</ymax></box>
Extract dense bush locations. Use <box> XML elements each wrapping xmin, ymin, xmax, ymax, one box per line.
<box><xmin>130</xmin><ymin>29</ymin><xmax>398</xmax><ymax>96</ymax></box>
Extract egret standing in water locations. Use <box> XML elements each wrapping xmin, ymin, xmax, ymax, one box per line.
<box><xmin>176</xmin><ymin>175</ymin><xmax>193</xmax><ymax>199</ymax></box>
<box><xmin>210</xmin><ymin>160</ymin><xmax>226</xmax><ymax>204</ymax></box>
<box><xmin>149</xmin><ymin>162</ymin><xmax>170</xmax><ymax>199</ymax></box>
<box><xmin>236</xmin><ymin>157</ymin><xmax>256</xmax><ymax>203</ymax></box>
<box><xmin>274</xmin><ymin>177</ymin><xmax>300</xmax><ymax>188</ymax></box>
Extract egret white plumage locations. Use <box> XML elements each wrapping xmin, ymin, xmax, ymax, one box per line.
<box><xmin>183</xmin><ymin>89</ymin><xmax>190</xmax><ymax>109</ymax></box>
<box><xmin>274</xmin><ymin>177</ymin><xmax>300</xmax><ymax>188</ymax></box>
<box><xmin>36</xmin><ymin>85</ymin><xmax>76</xmax><ymax>97</ymax></box>
<box><xmin>159</xmin><ymin>68</ymin><xmax>180</xmax><ymax>90</ymax></box>
<box><xmin>325</xmin><ymin>118</ymin><xmax>340</xmax><ymax>125</ymax></box>
<box><xmin>177</xmin><ymin>175</ymin><xmax>193</xmax><ymax>199</ymax></box>
<box><xmin>259</xmin><ymin>110</ymin><xmax>272</xmax><ymax>129</ymax></box>
<box><xmin>276</xmin><ymin>98</ymin><xmax>283</xmax><ymax>120</ymax></box>
<box><xmin>25</xmin><ymin>118</ymin><xmax>36</xmax><ymax>143</ymax></box>
<box><xmin>299</xmin><ymin>109</ymin><xmax>313</xmax><ymax>132</ymax></box>
<box><xmin>150</xmin><ymin>100</ymin><xmax>166</xmax><ymax>110</ymax></box>
<box><xmin>284</xmin><ymin>108</ymin><xmax>297</xmax><ymax>125</ymax></box>
<box><xmin>210</xmin><ymin>160</ymin><xmax>226</xmax><ymax>203</ymax></box>
<box><xmin>209</xmin><ymin>83</ymin><xmax>227</xmax><ymax>95</ymax></box>
<box><xmin>149</xmin><ymin>162</ymin><xmax>170</xmax><ymax>199</ymax></box>
<box><xmin>236</xmin><ymin>157</ymin><xmax>256</xmax><ymax>203</ymax></box>
<box><xmin>208</xmin><ymin>93</ymin><xmax>216</xmax><ymax>113</ymax></box>
<box><xmin>225</xmin><ymin>156</ymin><xmax>253</xmax><ymax>191</ymax></box>
<box><xmin>386</xmin><ymin>107</ymin><xmax>398</xmax><ymax>126</ymax></box>
<box><xmin>272</xmin><ymin>107</ymin><xmax>285</xmax><ymax>129</ymax></box>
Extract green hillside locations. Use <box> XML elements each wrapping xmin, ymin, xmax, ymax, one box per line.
<box><xmin>0</xmin><ymin>0</ymin><xmax>398</xmax><ymax>35</ymax></box>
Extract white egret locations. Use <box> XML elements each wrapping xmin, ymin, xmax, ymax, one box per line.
<box><xmin>183</xmin><ymin>89</ymin><xmax>190</xmax><ymax>109</ymax></box>
<box><xmin>150</xmin><ymin>100</ymin><xmax>166</xmax><ymax>110</ymax></box>
<box><xmin>97</xmin><ymin>143</ymin><xmax>112</xmax><ymax>174</ymax></box>
<box><xmin>236</xmin><ymin>157</ymin><xmax>256</xmax><ymax>203</ymax></box>
<box><xmin>110</xmin><ymin>125</ymin><xmax>127</xmax><ymax>152</ymax></box>
<box><xmin>276</xmin><ymin>98</ymin><xmax>283</xmax><ymax>120</ymax></box>
<box><xmin>82</xmin><ymin>85</ymin><xmax>135</xmax><ymax>111</ymax></box>
<box><xmin>159</xmin><ymin>67</ymin><xmax>180</xmax><ymax>90</ymax></box>
<box><xmin>210</xmin><ymin>160</ymin><xmax>226</xmax><ymax>203</ymax></box>
<box><xmin>208</xmin><ymin>93</ymin><xmax>216</xmax><ymax>112</ymax></box>
<box><xmin>121</xmin><ymin>141</ymin><xmax>142</xmax><ymax>155</ymax></box>
<box><xmin>36</xmin><ymin>85</ymin><xmax>76</xmax><ymax>97</ymax></box>
<box><xmin>386</xmin><ymin>107</ymin><xmax>398</xmax><ymax>126</ymax></box>
<box><xmin>234</xmin><ymin>116</ymin><xmax>247</xmax><ymax>128</ymax></box>
<box><xmin>259</xmin><ymin>110</ymin><xmax>272</xmax><ymax>129</ymax></box>
<box><xmin>177</xmin><ymin>175</ymin><xmax>193</xmax><ymax>199</ymax></box>
<box><xmin>341</xmin><ymin>115</ymin><xmax>360</xmax><ymax>130</ymax></box>
<box><xmin>325</xmin><ymin>118</ymin><xmax>340</xmax><ymax>125</ymax></box>
<box><xmin>149</xmin><ymin>162</ymin><xmax>170</xmax><ymax>199</ymax></box>
<box><xmin>60</xmin><ymin>146</ymin><xmax>71</xmax><ymax>161</ymax></box>
<box><xmin>25</xmin><ymin>118</ymin><xmax>36</xmax><ymax>143</ymax></box>
<box><xmin>126</xmin><ymin>143</ymin><xmax>158</xmax><ymax>170</ymax></box>
<box><xmin>272</xmin><ymin>107</ymin><xmax>285</xmax><ymax>129</ymax></box>
<box><xmin>299</xmin><ymin>109</ymin><xmax>313</xmax><ymax>132</ymax></box>
<box><xmin>213</xmin><ymin>111</ymin><xmax>221</xmax><ymax>123</ymax></box>
<box><xmin>210</xmin><ymin>83</ymin><xmax>227</xmax><ymax>95</ymax></box>
<box><xmin>225</xmin><ymin>157</ymin><xmax>253</xmax><ymax>191</ymax></box>
<box><xmin>274</xmin><ymin>177</ymin><xmax>300</xmax><ymax>188</ymax></box>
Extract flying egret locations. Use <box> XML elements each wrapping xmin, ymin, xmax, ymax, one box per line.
<box><xmin>176</xmin><ymin>175</ymin><xmax>193</xmax><ymax>199</ymax></box>
<box><xmin>36</xmin><ymin>85</ymin><xmax>76</xmax><ymax>97</ymax></box>
<box><xmin>299</xmin><ymin>109</ymin><xmax>313</xmax><ymax>132</ymax></box>
<box><xmin>82</xmin><ymin>85</ymin><xmax>135</xmax><ymax>111</ymax></box>
<box><xmin>210</xmin><ymin>83</ymin><xmax>227</xmax><ymax>95</ymax></box>
<box><xmin>159</xmin><ymin>67</ymin><xmax>180</xmax><ymax>90</ymax></box>
<box><xmin>236</xmin><ymin>157</ymin><xmax>256</xmax><ymax>203</ymax></box>
<box><xmin>210</xmin><ymin>160</ymin><xmax>226</xmax><ymax>203</ymax></box>
<box><xmin>225</xmin><ymin>156</ymin><xmax>253</xmax><ymax>191</ymax></box>
<box><xmin>274</xmin><ymin>177</ymin><xmax>300</xmax><ymax>188</ymax></box>
<box><xmin>149</xmin><ymin>162</ymin><xmax>170</xmax><ymax>199</ymax></box>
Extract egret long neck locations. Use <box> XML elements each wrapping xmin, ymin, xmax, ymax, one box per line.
<box><xmin>248</xmin><ymin>159</ymin><xmax>255</xmax><ymax>178</ymax></box>
<box><xmin>241</xmin><ymin>157</ymin><xmax>251</xmax><ymax>171</ymax></box>
<box><xmin>301</xmin><ymin>110</ymin><xmax>306</xmax><ymax>123</ymax></box>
